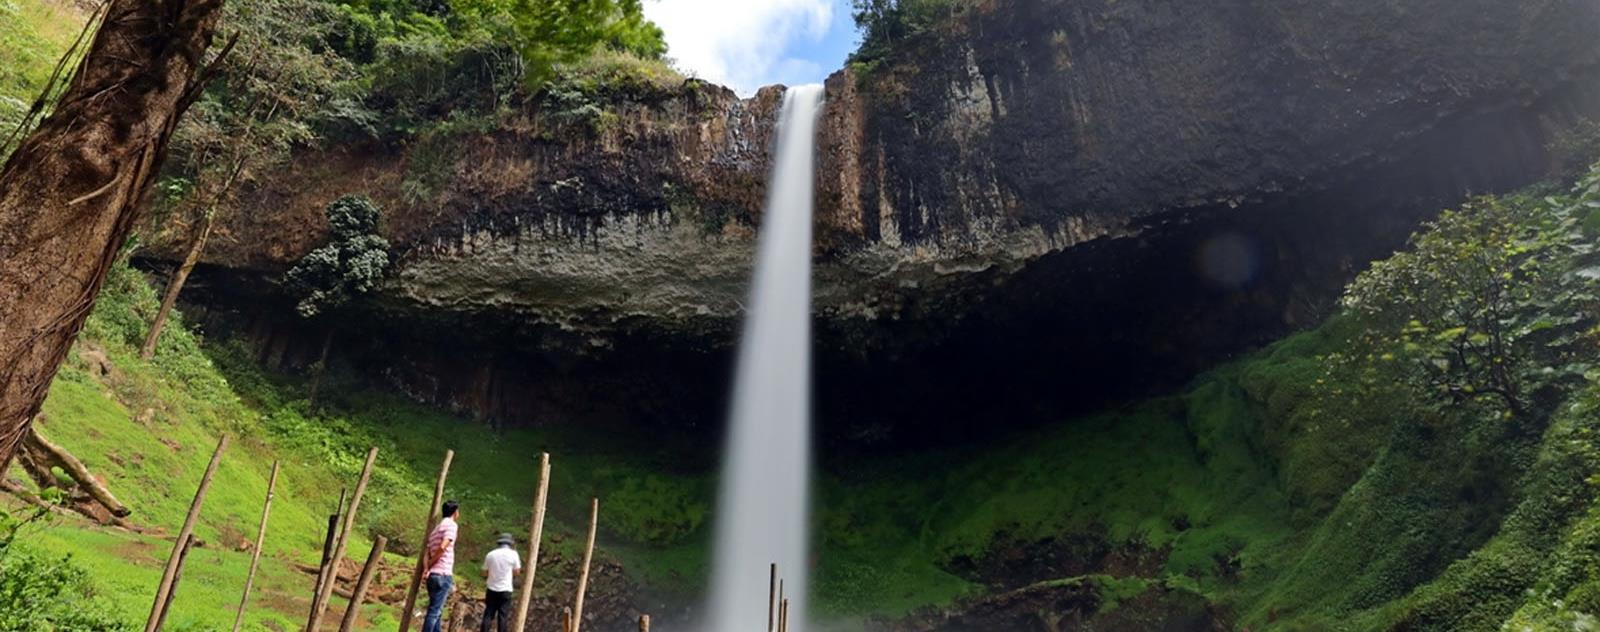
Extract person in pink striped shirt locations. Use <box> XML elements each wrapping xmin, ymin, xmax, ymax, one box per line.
<box><xmin>422</xmin><ymin>500</ymin><xmax>460</xmax><ymax>632</ymax></box>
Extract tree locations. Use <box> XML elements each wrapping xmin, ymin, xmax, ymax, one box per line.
<box><xmin>140</xmin><ymin>0</ymin><xmax>363</xmax><ymax>359</ymax></box>
<box><xmin>453</xmin><ymin>0</ymin><xmax>666</xmax><ymax>83</ymax></box>
<box><xmin>850</xmin><ymin>0</ymin><xmax>960</xmax><ymax>64</ymax></box>
<box><xmin>1339</xmin><ymin>168</ymin><xmax>1600</xmax><ymax>419</ymax></box>
<box><xmin>0</xmin><ymin>0</ymin><xmax>229</xmax><ymax>468</ymax></box>
<box><xmin>285</xmin><ymin>194</ymin><xmax>391</xmax><ymax>405</ymax></box>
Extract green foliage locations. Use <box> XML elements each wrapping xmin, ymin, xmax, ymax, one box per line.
<box><xmin>156</xmin><ymin>0</ymin><xmax>365</xmax><ymax>229</ymax></box>
<box><xmin>284</xmin><ymin>194</ymin><xmax>392</xmax><ymax>317</ymax></box>
<box><xmin>1238</xmin><ymin>319</ymin><xmax>1403</xmax><ymax>524</ymax></box>
<box><xmin>1340</xmin><ymin>174</ymin><xmax>1600</xmax><ymax>418</ymax></box>
<box><xmin>0</xmin><ymin>0</ymin><xmax>86</xmax><ymax>156</ymax></box>
<box><xmin>0</xmin><ymin>508</ymin><xmax>130</xmax><ymax>631</ymax></box>
<box><xmin>357</xmin><ymin>36</ymin><xmax>522</xmax><ymax>135</ymax></box>
<box><xmin>455</xmin><ymin>0</ymin><xmax>666</xmax><ymax>84</ymax></box>
<box><xmin>850</xmin><ymin>0</ymin><xmax>966</xmax><ymax>64</ymax></box>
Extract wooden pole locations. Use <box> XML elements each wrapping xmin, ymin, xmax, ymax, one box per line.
<box><xmin>446</xmin><ymin>597</ymin><xmax>465</xmax><ymax>632</ymax></box>
<box><xmin>570</xmin><ymin>498</ymin><xmax>599</xmax><ymax>632</ymax></box>
<box><xmin>233</xmin><ymin>461</ymin><xmax>280</xmax><ymax>632</ymax></box>
<box><xmin>510</xmin><ymin>452</ymin><xmax>551</xmax><ymax>632</ymax></box>
<box><xmin>145</xmin><ymin>434</ymin><xmax>228</xmax><ymax>632</ymax></box>
<box><xmin>639</xmin><ymin>615</ymin><xmax>650</xmax><ymax>632</ymax></box>
<box><xmin>768</xmin><ymin>563</ymin><xmax>777</xmax><ymax>632</ymax></box>
<box><xmin>309</xmin><ymin>446</ymin><xmax>379</xmax><ymax>632</ymax></box>
<box><xmin>338</xmin><ymin>536</ymin><xmax>389</xmax><ymax>632</ymax></box>
<box><xmin>400</xmin><ymin>449</ymin><xmax>454</xmax><ymax>632</ymax></box>
<box><xmin>313</xmin><ymin>488</ymin><xmax>347</xmax><ymax>605</ymax></box>
<box><xmin>154</xmin><ymin>534</ymin><xmax>196</xmax><ymax>632</ymax></box>
<box><xmin>779</xmin><ymin>599</ymin><xmax>789</xmax><ymax>632</ymax></box>
<box><xmin>562</xmin><ymin>607</ymin><xmax>573</xmax><ymax>632</ymax></box>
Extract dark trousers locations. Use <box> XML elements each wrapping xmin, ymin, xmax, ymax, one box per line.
<box><xmin>422</xmin><ymin>573</ymin><xmax>454</xmax><ymax>632</ymax></box>
<box><xmin>480</xmin><ymin>590</ymin><xmax>513</xmax><ymax>632</ymax></box>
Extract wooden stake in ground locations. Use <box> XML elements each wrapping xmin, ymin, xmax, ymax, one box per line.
<box><xmin>446</xmin><ymin>597</ymin><xmax>466</xmax><ymax>632</ymax></box>
<box><xmin>308</xmin><ymin>446</ymin><xmax>379</xmax><ymax>632</ymax></box>
<box><xmin>232</xmin><ymin>461</ymin><xmax>279</xmax><ymax>632</ymax></box>
<box><xmin>154</xmin><ymin>534</ymin><xmax>196</xmax><ymax>632</ymax></box>
<box><xmin>400</xmin><ymin>449</ymin><xmax>454</xmax><ymax>632</ymax></box>
<box><xmin>639</xmin><ymin>614</ymin><xmax>650</xmax><ymax>632</ymax></box>
<box><xmin>312</xmin><ymin>488</ymin><xmax>347</xmax><ymax>612</ymax></box>
<box><xmin>768</xmin><ymin>563</ymin><xmax>777</xmax><ymax>632</ymax></box>
<box><xmin>338</xmin><ymin>536</ymin><xmax>389</xmax><ymax>632</ymax></box>
<box><xmin>562</xmin><ymin>607</ymin><xmax>573</xmax><ymax>632</ymax></box>
<box><xmin>145</xmin><ymin>434</ymin><xmax>228</xmax><ymax>632</ymax></box>
<box><xmin>781</xmin><ymin>598</ymin><xmax>790</xmax><ymax>632</ymax></box>
<box><xmin>510</xmin><ymin>452</ymin><xmax>551</xmax><ymax>632</ymax></box>
<box><xmin>570</xmin><ymin>498</ymin><xmax>599</xmax><ymax>632</ymax></box>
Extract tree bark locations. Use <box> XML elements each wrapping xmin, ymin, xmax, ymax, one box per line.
<box><xmin>25</xmin><ymin>426</ymin><xmax>130</xmax><ymax>516</ymax></box>
<box><xmin>0</xmin><ymin>0</ymin><xmax>228</xmax><ymax>467</ymax></box>
<box><xmin>141</xmin><ymin>209</ymin><xmax>215</xmax><ymax>360</ymax></box>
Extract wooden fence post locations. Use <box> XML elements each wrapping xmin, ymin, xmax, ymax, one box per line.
<box><xmin>312</xmin><ymin>487</ymin><xmax>347</xmax><ymax>604</ymax></box>
<box><xmin>308</xmin><ymin>446</ymin><xmax>378</xmax><ymax>631</ymax></box>
<box><xmin>338</xmin><ymin>536</ymin><xmax>389</xmax><ymax>632</ymax></box>
<box><xmin>510</xmin><ymin>452</ymin><xmax>551</xmax><ymax>632</ymax></box>
<box><xmin>562</xmin><ymin>607</ymin><xmax>572</xmax><ymax>632</ymax></box>
<box><xmin>768</xmin><ymin>563</ymin><xmax>777</xmax><ymax>632</ymax></box>
<box><xmin>145</xmin><ymin>434</ymin><xmax>227</xmax><ymax>632</ymax></box>
<box><xmin>639</xmin><ymin>614</ymin><xmax>650</xmax><ymax>632</ymax></box>
<box><xmin>399</xmin><ymin>449</ymin><xmax>454</xmax><ymax>632</ymax></box>
<box><xmin>570</xmin><ymin>498</ymin><xmax>599</xmax><ymax>632</ymax></box>
<box><xmin>232</xmin><ymin>460</ymin><xmax>279</xmax><ymax>632</ymax></box>
<box><xmin>153</xmin><ymin>533</ymin><xmax>196</xmax><ymax>631</ymax></box>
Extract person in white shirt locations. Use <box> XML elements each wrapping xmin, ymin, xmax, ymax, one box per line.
<box><xmin>480</xmin><ymin>533</ymin><xmax>522</xmax><ymax>632</ymax></box>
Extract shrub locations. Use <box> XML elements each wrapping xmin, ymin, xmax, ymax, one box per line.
<box><xmin>0</xmin><ymin>509</ymin><xmax>130</xmax><ymax>631</ymax></box>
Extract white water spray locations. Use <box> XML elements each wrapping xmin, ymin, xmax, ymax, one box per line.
<box><xmin>709</xmin><ymin>84</ymin><xmax>824</xmax><ymax>632</ymax></box>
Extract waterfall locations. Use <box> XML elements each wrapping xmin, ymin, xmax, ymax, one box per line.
<box><xmin>708</xmin><ymin>84</ymin><xmax>824</xmax><ymax>632</ymax></box>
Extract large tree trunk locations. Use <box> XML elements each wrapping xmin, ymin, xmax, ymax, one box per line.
<box><xmin>140</xmin><ymin>209</ymin><xmax>215</xmax><ymax>360</ymax></box>
<box><xmin>0</xmin><ymin>0</ymin><xmax>227</xmax><ymax>467</ymax></box>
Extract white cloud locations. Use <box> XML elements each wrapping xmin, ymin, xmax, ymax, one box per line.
<box><xmin>643</xmin><ymin>0</ymin><xmax>834</xmax><ymax>97</ymax></box>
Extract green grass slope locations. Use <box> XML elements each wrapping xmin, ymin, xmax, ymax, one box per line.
<box><xmin>0</xmin><ymin>0</ymin><xmax>85</xmax><ymax>135</ymax></box>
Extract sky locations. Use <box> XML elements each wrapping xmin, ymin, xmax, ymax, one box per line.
<box><xmin>642</xmin><ymin>0</ymin><xmax>861</xmax><ymax>97</ymax></box>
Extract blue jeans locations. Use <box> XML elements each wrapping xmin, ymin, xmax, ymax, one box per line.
<box><xmin>422</xmin><ymin>573</ymin><xmax>454</xmax><ymax>632</ymax></box>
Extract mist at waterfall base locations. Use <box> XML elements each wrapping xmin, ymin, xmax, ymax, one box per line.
<box><xmin>707</xmin><ymin>84</ymin><xmax>824</xmax><ymax>632</ymax></box>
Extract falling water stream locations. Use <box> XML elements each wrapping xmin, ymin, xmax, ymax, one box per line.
<box><xmin>708</xmin><ymin>84</ymin><xmax>825</xmax><ymax>632</ymax></box>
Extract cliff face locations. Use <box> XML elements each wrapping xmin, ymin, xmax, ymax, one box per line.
<box><xmin>151</xmin><ymin>0</ymin><xmax>1600</xmax><ymax>436</ymax></box>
